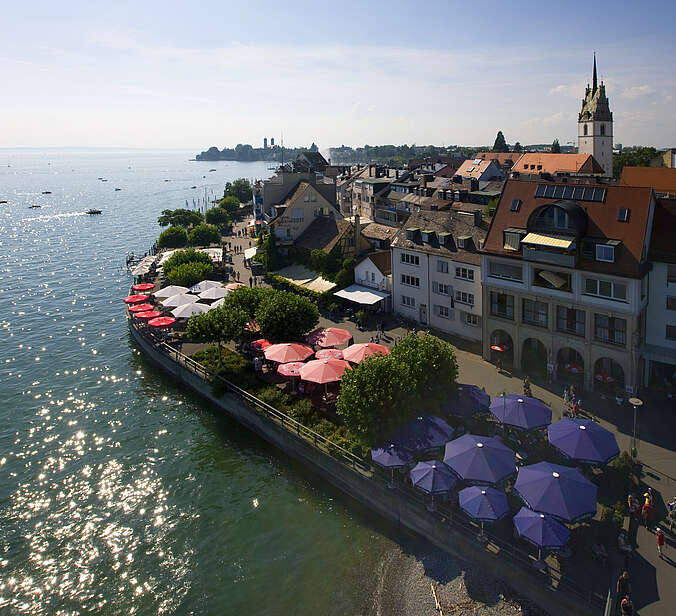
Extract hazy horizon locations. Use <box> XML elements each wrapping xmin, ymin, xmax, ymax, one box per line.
<box><xmin>2</xmin><ymin>0</ymin><xmax>675</xmax><ymax>149</ymax></box>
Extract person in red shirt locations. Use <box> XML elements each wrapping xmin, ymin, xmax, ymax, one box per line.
<box><xmin>657</xmin><ymin>527</ymin><xmax>666</xmax><ymax>558</ymax></box>
<box><xmin>642</xmin><ymin>501</ymin><xmax>656</xmax><ymax>529</ymax></box>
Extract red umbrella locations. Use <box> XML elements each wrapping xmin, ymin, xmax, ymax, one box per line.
<box><xmin>129</xmin><ymin>303</ymin><xmax>154</xmax><ymax>313</ymax></box>
<box><xmin>299</xmin><ymin>359</ymin><xmax>351</xmax><ymax>384</ymax></box>
<box><xmin>343</xmin><ymin>342</ymin><xmax>390</xmax><ymax>363</ymax></box>
<box><xmin>277</xmin><ymin>362</ymin><xmax>305</xmax><ymax>378</ymax></box>
<box><xmin>225</xmin><ymin>282</ymin><xmax>245</xmax><ymax>291</ymax></box>
<box><xmin>132</xmin><ymin>283</ymin><xmax>155</xmax><ymax>292</ymax></box>
<box><xmin>250</xmin><ymin>339</ymin><xmax>272</xmax><ymax>351</ymax></box>
<box><xmin>148</xmin><ymin>316</ymin><xmax>176</xmax><ymax>328</ymax></box>
<box><xmin>490</xmin><ymin>345</ymin><xmax>505</xmax><ymax>352</ymax></box>
<box><xmin>315</xmin><ymin>348</ymin><xmax>344</xmax><ymax>360</ymax></box>
<box><xmin>264</xmin><ymin>343</ymin><xmax>314</xmax><ymax>363</ymax></box>
<box><xmin>306</xmin><ymin>327</ymin><xmax>352</xmax><ymax>348</ymax></box>
<box><xmin>123</xmin><ymin>294</ymin><xmax>149</xmax><ymax>304</ymax></box>
<box><xmin>134</xmin><ymin>310</ymin><xmax>162</xmax><ymax>320</ymax></box>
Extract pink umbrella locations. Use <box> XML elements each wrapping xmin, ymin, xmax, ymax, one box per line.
<box><xmin>128</xmin><ymin>303</ymin><xmax>154</xmax><ymax>313</ymax></box>
<box><xmin>264</xmin><ymin>343</ymin><xmax>314</xmax><ymax>363</ymax></box>
<box><xmin>250</xmin><ymin>339</ymin><xmax>272</xmax><ymax>351</ymax></box>
<box><xmin>343</xmin><ymin>342</ymin><xmax>390</xmax><ymax>363</ymax></box>
<box><xmin>277</xmin><ymin>362</ymin><xmax>305</xmax><ymax>378</ymax></box>
<box><xmin>132</xmin><ymin>283</ymin><xmax>155</xmax><ymax>292</ymax></box>
<box><xmin>148</xmin><ymin>316</ymin><xmax>176</xmax><ymax>328</ymax></box>
<box><xmin>123</xmin><ymin>294</ymin><xmax>149</xmax><ymax>304</ymax></box>
<box><xmin>315</xmin><ymin>348</ymin><xmax>344</xmax><ymax>360</ymax></box>
<box><xmin>225</xmin><ymin>282</ymin><xmax>245</xmax><ymax>291</ymax></box>
<box><xmin>134</xmin><ymin>310</ymin><xmax>162</xmax><ymax>320</ymax></box>
<box><xmin>306</xmin><ymin>327</ymin><xmax>352</xmax><ymax>348</ymax></box>
<box><xmin>299</xmin><ymin>359</ymin><xmax>351</xmax><ymax>384</ymax></box>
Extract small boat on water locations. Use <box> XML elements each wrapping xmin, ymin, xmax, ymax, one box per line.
<box><xmin>164</xmin><ymin>179</ymin><xmax>170</xmax><ymax>182</ymax></box>
<box><xmin>209</xmin><ymin>169</ymin><xmax>217</xmax><ymax>172</ymax></box>
<box><xmin>190</xmin><ymin>185</ymin><xmax>197</xmax><ymax>189</ymax></box>
<box><xmin>87</xmin><ymin>209</ymin><xmax>102</xmax><ymax>215</ymax></box>
<box><xmin>42</xmin><ymin>191</ymin><xmax>52</xmax><ymax>194</ymax></box>
<box><xmin>0</xmin><ymin>200</ymin><xmax>7</xmax><ymax>204</ymax></box>
<box><xmin>97</xmin><ymin>177</ymin><xmax>103</xmax><ymax>180</ymax></box>
<box><xmin>29</xmin><ymin>205</ymin><xmax>41</xmax><ymax>209</ymax></box>
<box><xmin>101</xmin><ymin>179</ymin><xmax>108</xmax><ymax>182</ymax></box>
<box><xmin>114</xmin><ymin>188</ymin><xmax>121</xmax><ymax>191</ymax></box>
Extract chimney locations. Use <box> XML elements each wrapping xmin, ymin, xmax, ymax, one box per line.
<box><xmin>396</xmin><ymin>169</ymin><xmax>400</xmax><ymax>179</ymax></box>
<box><xmin>473</xmin><ymin>210</ymin><xmax>482</xmax><ymax>226</ymax></box>
<box><xmin>369</xmin><ymin>165</ymin><xmax>374</xmax><ymax>177</ymax></box>
<box><xmin>354</xmin><ymin>213</ymin><xmax>361</xmax><ymax>256</ymax></box>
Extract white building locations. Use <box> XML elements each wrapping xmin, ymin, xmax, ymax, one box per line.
<box><xmin>390</xmin><ymin>210</ymin><xmax>486</xmax><ymax>342</ymax></box>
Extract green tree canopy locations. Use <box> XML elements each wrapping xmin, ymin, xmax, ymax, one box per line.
<box><xmin>257</xmin><ymin>232</ymin><xmax>282</xmax><ymax>272</ymax></box>
<box><xmin>224</xmin><ymin>178</ymin><xmax>253</xmax><ymax>203</ymax></box>
<box><xmin>223</xmin><ymin>286</ymin><xmax>274</xmax><ymax>320</ymax></box>
<box><xmin>613</xmin><ymin>147</ymin><xmax>658</xmax><ymax>179</ymax></box>
<box><xmin>158</xmin><ymin>208</ymin><xmax>204</xmax><ymax>228</ymax></box>
<box><xmin>254</xmin><ymin>291</ymin><xmax>319</xmax><ymax>342</ymax></box>
<box><xmin>334</xmin><ymin>258</ymin><xmax>356</xmax><ymax>289</ymax></box>
<box><xmin>157</xmin><ymin>225</ymin><xmax>188</xmax><ymax>249</ymax></box>
<box><xmin>166</xmin><ymin>261</ymin><xmax>213</xmax><ymax>288</ymax></box>
<box><xmin>186</xmin><ymin>304</ymin><xmax>248</xmax><ymax>364</ymax></box>
<box><xmin>218</xmin><ymin>195</ymin><xmax>241</xmax><ymax>217</ymax></box>
<box><xmin>205</xmin><ymin>206</ymin><xmax>231</xmax><ymax>228</ymax></box>
<box><xmin>551</xmin><ymin>139</ymin><xmax>561</xmax><ymax>154</ymax></box>
<box><xmin>492</xmin><ymin>131</ymin><xmax>509</xmax><ymax>153</ymax></box>
<box><xmin>513</xmin><ymin>142</ymin><xmax>523</xmax><ymax>153</ymax></box>
<box><xmin>162</xmin><ymin>247</ymin><xmax>212</xmax><ymax>272</ymax></box>
<box><xmin>188</xmin><ymin>223</ymin><xmax>221</xmax><ymax>246</ymax></box>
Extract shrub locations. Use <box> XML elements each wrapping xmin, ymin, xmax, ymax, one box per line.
<box><xmin>166</xmin><ymin>262</ymin><xmax>213</xmax><ymax>287</ymax></box>
<box><xmin>158</xmin><ymin>225</ymin><xmax>188</xmax><ymax>249</ymax></box>
<box><xmin>188</xmin><ymin>223</ymin><xmax>221</xmax><ymax>246</ymax></box>
<box><xmin>205</xmin><ymin>206</ymin><xmax>230</xmax><ymax>229</ymax></box>
<box><xmin>162</xmin><ymin>247</ymin><xmax>212</xmax><ymax>272</ymax></box>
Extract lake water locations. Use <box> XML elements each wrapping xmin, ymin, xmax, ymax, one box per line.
<box><xmin>0</xmin><ymin>149</ymin><xmax>407</xmax><ymax>615</ymax></box>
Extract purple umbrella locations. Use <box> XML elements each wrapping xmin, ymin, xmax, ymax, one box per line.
<box><xmin>514</xmin><ymin>462</ymin><xmax>597</xmax><ymax>523</ymax></box>
<box><xmin>372</xmin><ymin>443</ymin><xmax>413</xmax><ymax>489</ymax></box>
<box><xmin>443</xmin><ymin>434</ymin><xmax>516</xmax><ymax>485</ymax></box>
<box><xmin>409</xmin><ymin>461</ymin><xmax>457</xmax><ymax>495</ymax></box>
<box><xmin>547</xmin><ymin>418</ymin><xmax>620</xmax><ymax>465</ymax></box>
<box><xmin>513</xmin><ymin>506</ymin><xmax>571</xmax><ymax>562</ymax></box>
<box><xmin>442</xmin><ymin>384</ymin><xmax>490</xmax><ymax>418</ymax></box>
<box><xmin>489</xmin><ymin>395</ymin><xmax>552</xmax><ymax>430</ymax></box>
<box><xmin>459</xmin><ymin>486</ymin><xmax>509</xmax><ymax>540</ymax></box>
<box><xmin>393</xmin><ymin>416</ymin><xmax>454</xmax><ymax>453</ymax></box>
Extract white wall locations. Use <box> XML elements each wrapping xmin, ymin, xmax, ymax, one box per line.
<box><xmin>355</xmin><ymin>257</ymin><xmax>391</xmax><ymax>292</ymax></box>
<box><xmin>646</xmin><ymin>262</ymin><xmax>676</xmax><ymax>350</ymax></box>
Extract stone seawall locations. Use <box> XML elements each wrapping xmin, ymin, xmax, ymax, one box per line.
<box><xmin>129</xmin><ymin>322</ymin><xmax>603</xmax><ymax>616</ymax></box>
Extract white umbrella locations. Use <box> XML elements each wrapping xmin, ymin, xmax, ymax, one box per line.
<box><xmin>171</xmin><ymin>302</ymin><xmax>211</xmax><ymax>318</ymax></box>
<box><xmin>199</xmin><ymin>287</ymin><xmax>229</xmax><ymax>300</ymax></box>
<box><xmin>211</xmin><ymin>297</ymin><xmax>226</xmax><ymax>308</ymax></box>
<box><xmin>189</xmin><ymin>280</ymin><xmax>223</xmax><ymax>294</ymax></box>
<box><xmin>154</xmin><ymin>285</ymin><xmax>189</xmax><ymax>298</ymax></box>
<box><xmin>161</xmin><ymin>293</ymin><xmax>200</xmax><ymax>308</ymax></box>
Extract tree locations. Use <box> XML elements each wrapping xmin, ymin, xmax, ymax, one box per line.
<box><xmin>334</xmin><ymin>258</ymin><xmax>355</xmax><ymax>289</ymax></box>
<box><xmin>492</xmin><ymin>131</ymin><xmax>509</xmax><ymax>153</ymax></box>
<box><xmin>223</xmin><ymin>286</ymin><xmax>274</xmax><ymax>320</ymax></box>
<box><xmin>337</xmin><ymin>354</ymin><xmax>415</xmax><ymax>444</ymax></box>
<box><xmin>186</xmin><ymin>304</ymin><xmax>248</xmax><ymax>365</ymax></box>
<box><xmin>308</xmin><ymin>249</ymin><xmax>328</xmax><ymax>274</ymax></box>
<box><xmin>257</xmin><ymin>232</ymin><xmax>282</xmax><ymax>272</ymax></box>
<box><xmin>613</xmin><ymin>146</ymin><xmax>658</xmax><ymax>179</ymax></box>
<box><xmin>224</xmin><ymin>178</ymin><xmax>253</xmax><ymax>203</ymax></box>
<box><xmin>162</xmin><ymin>248</ymin><xmax>212</xmax><ymax>272</ymax></box>
<box><xmin>551</xmin><ymin>139</ymin><xmax>561</xmax><ymax>154</ymax></box>
<box><xmin>188</xmin><ymin>223</ymin><xmax>221</xmax><ymax>246</ymax></box>
<box><xmin>157</xmin><ymin>225</ymin><xmax>188</xmax><ymax>249</ymax></box>
<box><xmin>158</xmin><ymin>208</ymin><xmax>203</xmax><ymax>228</ymax></box>
<box><xmin>205</xmin><ymin>206</ymin><xmax>230</xmax><ymax>229</ymax></box>
<box><xmin>218</xmin><ymin>195</ymin><xmax>240</xmax><ymax>217</ymax></box>
<box><xmin>513</xmin><ymin>142</ymin><xmax>523</xmax><ymax>153</ymax></box>
<box><xmin>255</xmin><ymin>291</ymin><xmax>319</xmax><ymax>342</ymax></box>
<box><xmin>166</xmin><ymin>261</ymin><xmax>213</xmax><ymax>288</ymax></box>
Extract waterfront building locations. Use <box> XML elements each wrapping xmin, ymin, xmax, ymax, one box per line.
<box><xmin>334</xmin><ymin>251</ymin><xmax>392</xmax><ymax>312</ymax></box>
<box><xmin>577</xmin><ymin>55</ymin><xmax>613</xmax><ymax>177</ymax></box>
<box><xmin>480</xmin><ymin>177</ymin><xmax>655</xmax><ymax>394</ymax></box>
<box><xmin>255</xmin><ymin>170</ymin><xmax>336</xmax><ymax>221</ymax></box>
<box><xmin>391</xmin><ymin>210</ymin><xmax>487</xmax><ymax>342</ymax></box>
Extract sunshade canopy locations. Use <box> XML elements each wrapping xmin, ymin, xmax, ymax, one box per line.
<box><xmin>371</xmin><ymin>444</ymin><xmax>413</xmax><ymax>469</ymax></box>
<box><xmin>128</xmin><ymin>303</ymin><xmax>154</xmax><ymax>313</ymax></box>
<box><xmin>409</xmin><ymin>461</ymin><xmax>456</xmax><ymax>495</ymax></box>
<box><xmin>489</xmin><ymin>395</ymin><xmax>552</xmax><ymax>430</ymax></box>
<box><xmin>315</xmin><ymin>348</ymin><xmax>344</xmax><ymax>360</ymax></box>
<box><xmin>442</xmin><ymin>384</ymin><xmax>490</xmax><ymax>418</ymax></box>
<box><xmin>134</xmin><ymin>310</ymin><xmax>161</xmax><ymax>320</ymax></box>
<box><xmin>299</xmin><ymin>358</ymin><xmax>351</xmax><ymax>384</ymax></box>
<box><xmin>154</xmin><ymin>285</ymin><xmax>189</xmax><ymax>298</ymax></box>
<box><xmin>198</xmin><ymin>287</ymin><xmax>229</xmax><ymax>300</ymax></box>
<box><xmin>443</xmin><ymin>434</ymin><xmax>516</xmax><ymax>485</ymax></box>
<box><xmin>393</xmin><ymin>416</ymin><xmax>454</xmax><ymax>453</ymax></box>
<box><xmin>547</xmin><ymin>418</ymin><xmax>620</xmax><ymax>465</ymax></box>
<box><xmin>132</xmin><ymin>283</ymin><xmax>155</xmax><ymax>292</ymax></box>
<box><xmin>148</xmin><ymin>316</ymin><xmax>176</xmax><ymax>328</ymax></box>
<box><xmin>189</xmin><ymin>280</ymin><xmax>222</xmax><ymax>293</ymax></box>
<box><xmin>161</xmin><ymin>293</ymin><xmax>200</xmax><ymax>308</ymax></box>
<box><xmin>264</xmin><ymin>343</ymin><xmax>314</xmax><ymax>364</ymax></box>
<box><xmin>277</xmin><ymin>362</ymin><xmax>305</xmax><ymax>378</ymax></box>
<box><xmin>459</xmin><ymin>486</ymin><xmax>510</xmax><ymax>522</ymax></box>
<box><xmin>171</xmin><ymin>302</ymin><xmax>211</xmax><ymax>318</ymax></box>
<box><xmin>123</xmin><ymin>294</ymin><xmax>148</xmax><ymax>304</ymax></box>
<box><xmin>334</xmin><ymin>284</ymin><xmax>389</xmax><ymax>305</ymax></box>
<box><xmin>306</xmin><ymin>327</ymin><xmax>352</xmax><ymax>348</ymax></box>
<box><xmin>342</xmin><ymin>343</ymin><xmax>390</xmax><ymax>363</ymax></box>
<box><xmin>521</xmin><ymin>232</ymin><xmax>574</xmax><ymax>250</ymax></box>
<box><xmin>250</xmin><ymin>339</ymin><xmax>272</xmax><ymax>351</ymax></box>
<box><xmin>513</xmin><ymin>507</ymin><xmax>570</xmax><ymax>550</ymax></box>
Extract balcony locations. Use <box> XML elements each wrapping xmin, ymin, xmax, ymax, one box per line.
<box><xmin>522</xmin><ymin>246</ymin><xmax>577</xmax><ymax>268</ymax></box>
<box><xmin>356</xmin><ymin>277</ymin><xmax>390</xmax><ymax>292</ymax></box>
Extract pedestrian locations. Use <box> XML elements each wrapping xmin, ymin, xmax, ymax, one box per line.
<box><xmin>369</xmin><ymin>336</ymin><xmax>374</xmax><ymax>343</ymax></box>
<box><xmin>628</xmin><ymin>494</ymin><xmax>639</xmax><ymax>519</ymax></box>
<box><xmin>249</xmin><ymin>276</ymin><xmax>253</xmax><ymax>288</ymax></box>
<box><xmin>571</xmin><ymin>399</ymin><xmax>579</xmax><ymax>418</ymax></box>
<box><xmin>617</xmin><ymin>571</ymin><xmax>631</xmax><ymax>598</ymax></box>
<box><xmin>642</xmin><ymin>500</ymin><xmax>655</xmax><ymax>529</ymax></box>
<box><xmin>375</xmin><ymin>333</ymin><xmax>380</xmax><ymax>344</ymax></box>
<box><xmin>563</xmin><ymin>386</ymin><xmax>569</xmax><ymax>404</ymax></box>
<box><xmin>620</xmin><ymin>595</ymin><xmax>634</xmax><ymax>615</ymax></box>
<box><xmin>656</xmin><ymin>527</ymin><xmax>665</xmax><ymax>557</ymax></box>
<box><xmin>644</xmin><ymin>488</ymin><xmax>654</xmax><ymax>507</ymax></box>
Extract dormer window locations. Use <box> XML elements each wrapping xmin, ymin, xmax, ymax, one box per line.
<box><xmin>510</xmin><ymin>199</ymin><xmax>521</xmax><ymax>212</ymax></box>
<box><xmin>618</xmin><ymin>208</ymin><xmax>630</xmax><ymax>222</ymax></box>
<box><xmin>596</xmin><ymin>244</ymin><xmax>615</xmax><ymax>263</ymax></box>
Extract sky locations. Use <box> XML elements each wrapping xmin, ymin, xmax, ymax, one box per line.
<box><xmin>1</xmin><ymin>0</ymin><xmax>675</xmax><ymax>150</ymax></box>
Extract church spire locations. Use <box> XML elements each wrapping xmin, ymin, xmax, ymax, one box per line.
<box><xmin>592</xmin><ymin>52</ymin><xmax>598</xmax><ymax>95</ymax></box>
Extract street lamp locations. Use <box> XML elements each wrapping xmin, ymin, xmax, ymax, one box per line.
<box><xmin>628</xmin><ymin>397</ymin><xmax>643</xmax><ymax>458</ymax></box>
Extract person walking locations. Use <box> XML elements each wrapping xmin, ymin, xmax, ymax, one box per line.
<box><xmin>617</xmin><ymin>571</ymin><xmax>631</xmax><ymax>598</ymax></box>
<box><xmin>620</xmin><ymin>595</ymin><xmax>634</xmax><ymax>615</ymax></box>
<box><xmin>656</xmin><ymin>527</ymin><xmax>666</xmax><ymax>558</ymax></box>
<box><xmin>249</xmin><ymin>276</ymin><xmax>253</xmax><ymax>288</ymax></box>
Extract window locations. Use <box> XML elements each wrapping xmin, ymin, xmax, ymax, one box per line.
<box><xmin>522</xmin><ymin>299</ymin><xmax>548</xmax><ymax>328</ymax></box>
<box><xmin>371</xmin><ymin>272</ymin><xmax>375</xmax><ymax>282</ymax></box>
<box><xmin>584</xmin><ymin>278</ymin><xmax>627</xmax><ymax>302</ymax></box>
<box><xmin>490</xmin><ymin>292</ymin><xmax>514</xmax><ymax>319</ymax></box>
<box><xmin>436</xmin><ymin>305</ymin><xmax>453</xmax><ymax>320</ymax></box>
<box><xmin>304</xmin><ymin>193</ymin><xmax>310</xmax><ymax>202</ymax></box>
<box><xmin>596</xmin><ymin>244</ymin><xmax>615</xmax><ymax>263</ymax></box>
<box><xmin>667</xmin><ymin>297</ymin><xmax>676</xmax><ymax>311</ymax></box>
<box><xmin>618</xmin><ymin>208</ymin><xmax>630</xmax><ymax>222</ymax></box>
<box><xmin>401</xmin><ymin>274</ymin><xmax>420</xmax><ymax>287</ymax></box>
<box><xmin>455</xmin><ymin>267</ymin><xmax>474</xmax><ymax>281</ymax></box>
<box><xmin>291</xmin><ymin>208</ymin><xmax>304</xmax><ymax>222</ymax></box>
<box><xmin>532</xmin><ymin>205</ymin><xmax>575</xmax><ymax>232</ymax></box>
<box><xmin>285</xmin><ymin>227</ymin><xmax>291</xmax><ymax>239</ymax></box>
<box><xmin>455</xmin><ymin>291</ymin><xmax>474</xmax><ymax>305</ymax></box>
<box><xmin>437</xmin><ymin>260</ymin><xmax>449</xmax><ymax>274</ymax></box>
<box><xmin>400</xmin><ymin>252</ymin><xmax>420</xmax><ymax>266</ymax></box>
<box><xmin>310</xmin><ymin>193</ymin><xmax>317</xmax><ymax>202</ymax></box>
<box><xmin>488</xmin><ymin>261</ymin><xmax>523</xmax><ymax>281</ymax></box>
<box><xmin>510</xmin><ymin>199</ymin><xmax>521</xmax><ymax>212</ymax></box>
<box><xmin>668</xmin><ymin>264</ymin><xmax>676</xmax><ymax>283</ymax></box>
<box><xmin>465</xmin><ymin>313</ymin><xmax>479</xmax><ymax>326</ymax></box>
<box><xmin>600</xmin><ymin>124</ymin><xmax>606</xmax><ymax>136</ymax></box>
<box><xmin>594</xmin><ymin>314</ymin><xmax>627</xmax><ymax>346</ymax></box>
<box><xmin>433</xmin><ymin>281</ymin><xmax>452</xmax><ymax>296</ymax></box>
<box><xmin>556</xmin><ymin>306</ymin><xmax>585</xmax><ymax>336</ymax></box>
<box><xmin>503</xmin><ymin>231</ymin><xmax>522</xmax><ymax>251</ymax></box>
<box><xmin>584</xmin><ymin>124</ymin><xmax>588</xmax><ymax>136</ymax></box>
<box><xmin>401</xmin><ymin>295</ymin><xmax>415</xmax><ymax>308</ymax></box>
<box><xmin>667</xmin><ymin>325</ymin><xmax>676</xmax><ymax>340</ymax></box>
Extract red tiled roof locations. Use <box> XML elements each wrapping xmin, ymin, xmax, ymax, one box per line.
<box><xmin>513</xmin><ymin>153</ymin><xmax>604</xmax><ymax>175</ymax></box>
<box><xmin>483</xmin><ymin>178</ymin><xmax>654</xmax><ymax>278</ymax></box>
<box><xmin>649</xmin><ymin>197</ymin><xmax>676</xmax><ymax>263</ymax></box>
<box><xmin>475</xmin><ymin>152</ymin><xmax>518</xmax><ymax>166</ymax></box>
<box><xmin>620</xmin><ymin>166</ymin><xmax>676</xmax><ymax>194</ymax></box>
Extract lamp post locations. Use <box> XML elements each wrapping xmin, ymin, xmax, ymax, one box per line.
<box><xmin>628</xmin><ymin>397</ymin><xmax>643</xmax><ymax>458</ymax></box>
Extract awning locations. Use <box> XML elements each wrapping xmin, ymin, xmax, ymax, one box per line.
<box><xmin>537</xmin><ymin>269</ymin><xmax>567</xmax><ymax>289</ymax></box>
<box><xmin>244</xmin><ymin>247</ymin><xmax>257</xmax><ymax>259</ymax></box>
<box><xmin>334</xmin><ymin>284</ymin><xmax>389</xmax><ymax>306</ymax></box>
<box><xmin>522</xmin><ymin>232</ymin><xmax>575</xmax><ymax>250</ymax></box>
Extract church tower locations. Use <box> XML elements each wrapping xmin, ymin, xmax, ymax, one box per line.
<box><xmin>578</xmin><ymin>54</ymin><xmax>613</xmax><ymax>176</ymax></box>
